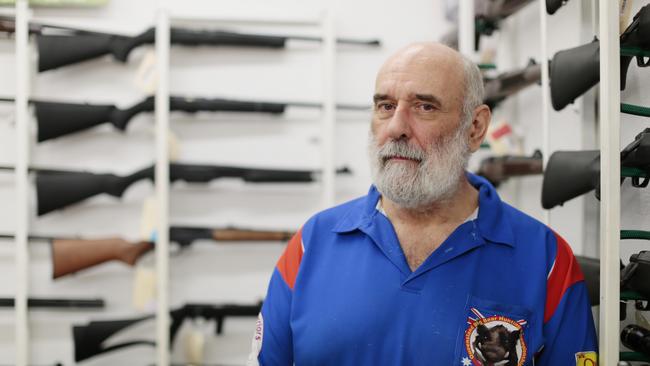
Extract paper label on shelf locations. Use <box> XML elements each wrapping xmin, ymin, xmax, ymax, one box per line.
<box><xmin>132</xmin><ymin>266</ymin><xmax>156</xmax><ymax>311</ymax></box>
<box><xmin>134</xmin><ymin>50</ymin><xmax>158</xmax><ymax>95</ymax></box>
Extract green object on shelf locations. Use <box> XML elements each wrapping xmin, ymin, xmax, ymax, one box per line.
<box><xmin>0</xmin><ymin>0</ymin><xmax>107</xmax><ymax>5</ymax></box>
<box><xmin>621</xmin><ymin>230</ymin><xmax>650</xmax><ymax>240</ymax></box>
<box><xmin>620</xmin><ymin>351</ymin><xmax>650</xmax><ymax>362</ymax></box>
<box><xmin>480</xmin><ymin>142</ymin><xmax>490</xmax><ymax>149</ymax></box>
<box><xmin>478</xmin><ymin>63</ymin><xmax>497</xmax><ymax>70</ymax></box>
<box><xmin>621</xmin><ymin>46</ymin><xmax>650</xmax><ymax>57</ymax></box>
<box><xmin>621</xmin><ymin>290</ymin><xmax>647</xmax><ymax>301</ymax></box>
<box><xmin>622</xmin><ymin>103</ymin><xmax>650</xmax><ymax>117</ymax></box>
<box><xmin>621</xmin><ymin>166</ymin><xmax>648</xmax><ymax>178</ymax></box>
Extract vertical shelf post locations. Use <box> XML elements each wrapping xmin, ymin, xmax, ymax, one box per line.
<box><xmin>155</xmin><ymin>8</ymin><xmax>171</xmax><ymax>366</ymax></box>
<box><xmin>14</xmin><ymin>1</ymin><xmax>30</xmax><ymax>365</ymax></box>
<box><xmin>320</xmin><ymin>9</ymin><xmax>336</xmax><ymax>209</ymax></box>
<box><xmin>598</xmin><ymin>0</ymin><xmax>621</xmax><ymax>363</ymax></box>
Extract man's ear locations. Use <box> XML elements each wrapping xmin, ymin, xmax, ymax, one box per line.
<box><xmin>467</xmin><ymin>104</ymin><xmax>491</xmax><ymax>153</ymax></box>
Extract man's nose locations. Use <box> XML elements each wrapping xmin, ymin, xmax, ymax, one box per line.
<box><xmin>385</xmin><ymin>106</ymin><xmax>412</xmax><ymax>140</ymax></box>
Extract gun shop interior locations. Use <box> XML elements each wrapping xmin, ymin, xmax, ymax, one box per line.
<box><xmin>0</xmin><ymin>0</ymin><xmax>649</xmax><ymax>365</ymax></box>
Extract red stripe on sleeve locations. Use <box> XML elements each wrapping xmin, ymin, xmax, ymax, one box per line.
<box><xmin>276</xmin><ymin>228</ymin><xmax>304</xmax><ymax>290</ymax></box>
<box><xmin>544</xmin><ymin>233</ymin><xmax>584</xmax><ymax>323</ymax></box>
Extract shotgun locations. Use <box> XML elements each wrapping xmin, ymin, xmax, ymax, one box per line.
<box><xmin>483</xmin><ymin>60</ymin><xmax>542</xmax><ymax>109</ymax></box>
<box><xmin>475</xmin><ymin>150</ymin><xmax>543</xmax><ymax>187</ymax></box>
<box><xmin>0</xmin><ymin>96</ymin><xmax>370</xmax><ymax>142</ymax></box>
<box><xmin>50</xmin><ymin>226</ymin><xmax>294</xmax><ymax>278</ymax></box>
<box><xmin>73</xmin><ymin>302</ymin><xmax>262</xmax><ymax>362</ymax></box>
<box><xmin>440</xmin><ymin>0</ymin><xmax>536</xmax><ymax>50</ymax></box>
<box><xmin>0</xmin><ymin>16</ymin><xmax>380</xmax><ymax>72</ymax></box>
<box><xmin>0</xmin><ymin>297</ymin><xmax>104</xmax><ymax>309</ymax></box>
<box><xmin>549</xmin><ymin>4</ymin><xmax>650</xmax><ymax>111</ymax></box>
<box><xmin>0</xmin><ymin>164</ymin><xmax>352</xmax><ymax>215</ymax></box>
<box><xmin>541</xmin><ymin>128</ymin><xmax>650</xmax><ymax>209</ymax></box>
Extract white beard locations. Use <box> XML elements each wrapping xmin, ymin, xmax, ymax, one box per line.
<box><xmin>368</xmin><ymin>126</ymin><xmax>470</xmax><ymax>209</ymax></box>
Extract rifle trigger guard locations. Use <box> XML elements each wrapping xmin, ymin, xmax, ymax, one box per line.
<box><xmin>637</xmin><ymin>55</ymin><xmax>650</xmax><ymax>67</ymax></box>
<box><xmin>632</xmin><ymin>176</ymin><xmax>650</xmax><ymax>188</ymax></box>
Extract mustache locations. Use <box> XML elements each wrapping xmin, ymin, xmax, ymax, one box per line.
<box><xmin>377</xmin><ymin>140</ymin><xmax>425</xmax><ymax>163</ymax></box>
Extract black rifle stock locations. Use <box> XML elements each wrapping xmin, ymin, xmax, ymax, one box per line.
<box><xmin>0</xmin><ymin>17</ymin><xmax>380</xmax><ymax>71</ymax></box>
<box><xmin>550</xmin><ymin>4</ymin><xmax>650</xmax><ymax>111</ymax></box>
<box><xmin>441</xmin><ymin>0</ymin><xmax>535</xmax><ymax>50</ymax></box>
<box><xmin>50</xmin><ymin>226</ymin><xmax>295</xmax><ymax>278</ymax></box>
<box><xmin>484</xmin><ymin>61</ymin><xmax>542</xmax><ymax>108</ymax></box>
<box><xmin>29</xmin><ymin>96</ymin><xmax>367</xmax><ymax>142</ymax></box>
<box><xmin>476</xmin><ymin>150</ymin><xmax>543</xmax><ymax>187</ymax></box>
<box><xmin>0</xmin><ymin>297</ymin><xmax>104</xmax><ymax>309</ymax></box>
<box><xmin>34</xmin><ymin>164</ymin><xmax>351</xmax><ymax>215</ymax></box>
<box><xmin>541</xmin><ymin>128</ymin><xmax>650</xmax><ymax>209</ymax></box>
<box><xmin>546</xmin><ymin>0</ymin><xmax>570</xmax><ymax>15</ymax></box>
<box><xmin>73</xmin><ymin>302</ymin><xmax>262</xmax><ymax>362</ymax></box>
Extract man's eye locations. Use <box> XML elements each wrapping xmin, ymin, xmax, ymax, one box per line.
<box><xmin>376</xmin><ymin>102</ymin><xmax>395</xmax><ymax>112</ymax></box>
<box><xmin>417</xmin><ymin>103</ymin><xmax>436</xmax><ymax>112</ymax></box>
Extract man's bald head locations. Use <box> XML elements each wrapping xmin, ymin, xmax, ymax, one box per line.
<box><xmin>375</xmin><ymin>42</ymin><xmax>484</xmax><ymax>129</ymax></box>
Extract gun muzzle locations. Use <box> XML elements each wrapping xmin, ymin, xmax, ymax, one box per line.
<box><xmin>541</xmin><ymin>150</ymin><xmax>600</xmax><ymax>209</ymax></box>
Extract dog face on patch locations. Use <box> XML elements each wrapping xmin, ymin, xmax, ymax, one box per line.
<box><xmin>473</xmin><ymin>324</ymin><xmax>520</xmax><ymax>365</ymax></box>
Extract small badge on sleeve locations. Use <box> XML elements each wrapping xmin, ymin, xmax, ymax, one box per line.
<box><xmin>575</xmin><ymin>351</ymin><xmax>597</xmax><ymax>366</ymax></box>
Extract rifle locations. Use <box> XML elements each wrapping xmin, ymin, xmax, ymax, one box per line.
<box><xmin>73</xmin><ymin>302</ymin><xmax>262</xmax><ymax>362</ymax></box>
<box><xmin>0</xmin><ymin>297</ymin><xmax>104</xmax><ymax>309</ymax></box>
<box><xmin>483</xmin><ymin>60</ymin><xmax>542</xmax><ymax>109</ymax></box>
<box><xmin>0</xmin><ymin>96</ymin><xmax>370</xmax><ymax>142</ymax></box>
<box><xmin>475</xmin><ymin>150</ymin><xmax>543</xmax><ymax>187</ymax></box>
<box><xmin>0</xmin><ymin>163</ymin><xmax>352</xmax><ymax>215</ymax></box>
<box><xmin>440</xmin><ymin>0</ymin><xmax>535</xmax><ymax>50</ymax></box>
<box><xmin>541</xmin><ymin>128</ymin><xmax>650</xmax><ymax>209</ymax></box>
<box><xmin>549</xmin><ymin>4</ymin><xmax>650</xmax><ymax>111</ymax></box>
<box><xmin>0</xmin><ymin>16</ymin><xmax>380</xmax><ymax>72</ymax></box>
<box><xmin>545</xmin><ymin>0</ymin><xmax>570</xmax><ymax>15</ymax></box>
<box><xmin>48</xmin><ymin>226</ymin><xmax>294</xmax><ymax>278</ymax></box>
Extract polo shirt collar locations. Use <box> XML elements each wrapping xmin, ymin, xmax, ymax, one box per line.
<box><xmin>332</xmin><ymin>172</ymin><xmax>515</xmax><ymax>248</ymax></box>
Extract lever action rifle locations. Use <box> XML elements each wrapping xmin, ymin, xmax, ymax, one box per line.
<box><xmin>73</xmin><ymin>302</ymin><xmax>262</xmax><ymax>362</ymax></box>
<box><xmin>441</xmin><ymin>0</ymin><xmax>535</xmax><ymax>50</ymax></box>
<box><xmin>541</xmin><ymin>128</ymin><xmax>650</xmax><ymax>209</ymax></box>
<box><xmin>0</xmin><ymin>16</ymin><xmax>380</xmax><ymax>72</ymax></box>
<box><xmin>483</xmin><ymin>60</ymin><xmax>542</xmax><ymax>109</ymax></box>
<box><xmin>549</xmin><ymin>4</ymin><xmax>650</xmax><ymax>111</ymax></box>
<box><xmin>475</xmin><ymin>150</ymin><xmax>543</xmax><ymax>188</ymax></box>
<box><xmin>0</xmin><ymin>297</ymin><xmax>104</xmax><ymax>309</ymax></box>
<box><xmin>0</xmin><ymin>96</ymin><xmax>370</xmax><ymax>142</ymax></box>
<box><xmin>0</xmin><ymin>163</ymin><xmax>352</xmax><ymax>215</ymax></box>
<box><xmin>49</xmin><ymin>226</ymin><xmax>294</xmax><ymax>278</ymax></box>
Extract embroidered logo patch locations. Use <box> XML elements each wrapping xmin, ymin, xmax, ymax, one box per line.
<box><xmin>575</xmin><ymin>351</ymin><xmax>597</xmax><ymax>366</ymax></box>
<box><xmin>461</xmin><ymin>307</ymin><xmax>527</xmax><ymax>366</ymax></box>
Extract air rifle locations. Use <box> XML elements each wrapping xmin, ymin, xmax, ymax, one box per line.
<box><xmin>476</xmin><ymin>150</ymin><xmax>543</xmax><ymax>187</ymax></box>
<box><xmin>48</xmin><ymin>226</ymin><xmax>294</xmax><ymax>278</ymax></box>
<box><xmin>0</xmin><ymin>163</ymin><xmax>352</xmax><ymax>215</ymax></box>
<box><xmin>541</xmin><ymin>128</ymin><xmax>650</xmax><ymax>209</ymax></box>
<box><xmin>73</xmin><ymin>302</ymin><xmax>261</xmax><ymax>362</ymax></box>
<box><xmin>0</xmin><ymin>96</ymin><xmax>370</xmax><ymax>142</ymax></box>
<box><xmin>0</xmin><ymin>16</ymin><xmax>380</xmax><ymax>72</ymax></box>
<box><xmin>441</xmin><ymin>0</ymin><xmax>535</xmax><ymax>50</ymax></box>
<box><xmin>0</xmin><ymin>297</ymin><xmax>104</xmax><ymax>309</ymax></box>
<box><xmin>483</xmin><ymin>60</ymin><xmax>542</xmax><ymax>109</ymax></box>
<box><xmin>549</xmin><ymin>4</ymin><xmax>650</xmax><ymax>111</ymax></box>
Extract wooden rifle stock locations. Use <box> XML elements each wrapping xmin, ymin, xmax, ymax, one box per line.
<box><xmin>211</xmin><ymin>227</ymin><xmax>294</xmax><ymax>241</ymax></box>
<box><xmin>51</xmin><ymin>238</ymin><xmax>152</xmax><ymax>279</ymax></box>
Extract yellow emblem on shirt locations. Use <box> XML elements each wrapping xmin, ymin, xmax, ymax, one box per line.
<box><xmin>575</xmin><ymin>351</ymin><xmax>597</xmax><ymax>366</ymax></box>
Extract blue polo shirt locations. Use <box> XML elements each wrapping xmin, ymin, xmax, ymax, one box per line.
<box><xmin>250</xmin><ymin>173</ymin><xmax>597</xmax><ymax>365</ymax></box>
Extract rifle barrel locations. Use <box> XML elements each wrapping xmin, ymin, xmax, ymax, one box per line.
<box><xmin>0</xmin><ymin>234</ymin><xmax>56</xmax><ymax>241</ymax></box>
<box><xmin>286</xmin><ymin>34</ymin><xmax>380</xmax><ymax>46</ymax></box>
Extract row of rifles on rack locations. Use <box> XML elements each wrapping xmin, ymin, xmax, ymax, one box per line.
<box><xmin>0</xmin><ymin>15</ymin><xmax>383</xmax><ymax>365</ymax></box>
<box><xmin>460</xmin><ymin>1</ymin><xmax>650</xmax><ymax>364</ymax></box>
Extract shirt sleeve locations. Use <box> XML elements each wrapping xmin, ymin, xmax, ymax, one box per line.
<box><xmin>536</xmin><ymin>233</ymin><xmax>598</xmax><ymax>365</ymax></box>
<box><xmin>248</xmin><ymin>229</ymin><xmax>304</xmax><ymax>366</ymax></box>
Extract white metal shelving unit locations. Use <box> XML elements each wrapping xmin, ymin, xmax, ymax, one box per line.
<box><xmin>598</xmin><ymin>0</ymin><xmax>621</xmax><ymax>363</ymax></box>
<box><xmin>14</xmin><ymin>1</ymin><xmax>30</xmax><ymax>366</ymax></box>
<box><xmin>152</xmin><ymin>6</ymin><xmax>336</xmax><ymax>366</ymax></box>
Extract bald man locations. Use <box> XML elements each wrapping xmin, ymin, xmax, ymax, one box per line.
<box><xmin>248</xmin><ymin>43</ymin><xmax>597</xmax><ymax>366</ymax></box>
